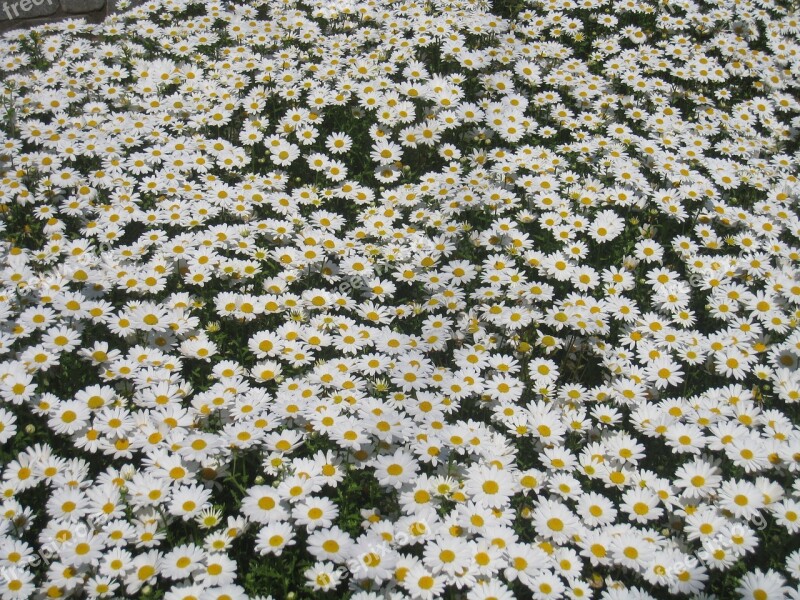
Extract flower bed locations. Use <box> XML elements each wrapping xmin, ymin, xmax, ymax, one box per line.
<box><xmin>0</xmin><ymin>0</ymin><xmax>799</xmax><ymax>598</ymax></box>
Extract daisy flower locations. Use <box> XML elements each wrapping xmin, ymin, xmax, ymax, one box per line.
<box><xmin>255</xmin><ymin>521</ymin><xmax>296</xmax><ymax>556</ymax></box>
<box><xmin>718</xmin><ymin>479</ymin><xmax>765</xmax><ymax>520</ymax></box>
<box><xmin>197</xmin><ymin>553</ymin><xmax>237</xmax><ymax>588</ymax></box>
<box><xmin>240</xmin><ymin>486</ymin><xmax>287</xmax><ymax>525</ymax></box>
<box><xmin>307</xmin><ymin>526</ymin><xmax>354</xmax><ymax>564</ymax></box>
<box><xmin>673</xmin><ymin>458</ymin><xmax>723</xmax><ymax>499</ymax></box>
<box><xmin>577</xmin><ymin>492</ymin><xmax>618</xmax><ymax>527</ymax></box>
<box><xmin>372</xmin><ymin>450</ymin><xmax>419</xmax><ymax>490</ymax></box>
<box><xmin>422</xmin><ymin>537</ymin><xmax>471</xmax><ymax>577</ymax></box>
<box><xmin>304</xmin><ymin>561</ymin><xmax>343</xmax><ymax>592</ymax></box>
<box><xmin>402</xmin><ymin>563</ymin><xmax>445</xmax><ymax>600</ymax></box>
<box><xmin>736</xmin><ymin>569</ymin><xmax>789</xmax><ymax>600</ymax></box>
<box><xmin>161</xmin><ymin>544</ymin><xmax>205</xmax><ymax>580</ymax></box>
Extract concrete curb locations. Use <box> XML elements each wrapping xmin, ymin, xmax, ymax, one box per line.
<box><xmin>0</xmin><ymin>0</ymin><xmax>142</xmax><ymax>35</ymax></box>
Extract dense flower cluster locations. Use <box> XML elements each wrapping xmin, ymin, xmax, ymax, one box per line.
<box><xmin>0</xmin><ymin>0</ymin><xmax>799</xmax><ymax>598</ymax></box>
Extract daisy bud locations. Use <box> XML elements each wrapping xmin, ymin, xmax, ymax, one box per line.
<box><xmin>254</xmin><ymin>476</ymin><xmax>265</xmax><ymax>485</ymax></box>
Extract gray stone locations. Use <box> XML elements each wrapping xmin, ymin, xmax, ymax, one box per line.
<box><xmin>0</xmin><ymin>0</ymin><xmax>58</xmax><ymax>21</ymax></box>
<box><xmin>60</xmin><ymin>0</ymin><xmax>104</xmax><ymax>13</ymax></box>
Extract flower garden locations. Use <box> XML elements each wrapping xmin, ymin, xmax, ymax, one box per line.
<box><xmin>0</xmin><ymin>0</ymin><xmax>799</xmax><ymax>597</ymax></box>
